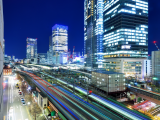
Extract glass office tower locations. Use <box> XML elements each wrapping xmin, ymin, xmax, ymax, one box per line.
<box><xmin>103</xmin><ymin>0</ymin><xmax>148</xmax><ymax>58</ymax></box>
<box><xmin>103</xmin><ymin>0</ymin><xmax>148</xmax><ymax>78</ymax></box>
<box><xmin>52</xmin><ymin>24</ymin><xmax>68</xmax><ymax>53</ymax></box>
<box><xmin>84</xmin><ymin>0</ymin><xmax>103</xmax><ymax>68</ymax></box>
<box><xmin>26</xmin><ymin>38</ymin><xmax>37</xmax><ymax>59</ymax></box>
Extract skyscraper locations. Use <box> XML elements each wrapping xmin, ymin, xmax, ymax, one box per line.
<box><xmin>26</xmin><ymin>38</ymin><xmax>37</xmax><ymax>59</ymax></box>
<box><xmin>52</xmin><ymin>24</ymin><xmax>68</xmax><ymax>53</ymax></box>
<box><xmin>103</xmin><ymin>0</ymin><xmax>148</xmax><ymax>78</ymax></box>
<box><xmin>0</xmin><ymin>0</ymin><xmax>3</xmax><ymax>116</ymax></box>
<box><xmin>48</xmin><ymin>36</ymin><xmax>53</xmax><ymax>64</ymax></box>
<box><xmin>84</xmin><ymin>0</ymin><xmax>103</xmax><ymax>68</ymax></box>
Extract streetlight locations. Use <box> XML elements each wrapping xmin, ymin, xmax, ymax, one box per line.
<box><xmin>28</xmin><ymin>102</ymin><xmax>31</xmax><ymax>113</ymax></box>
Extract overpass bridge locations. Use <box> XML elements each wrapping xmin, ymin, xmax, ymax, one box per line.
<box><xmin>128</xmin><ymin>86</ymin><xmax>160</xmax><ymax>105</ymax></box>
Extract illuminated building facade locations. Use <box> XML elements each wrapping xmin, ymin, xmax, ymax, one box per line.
<box><xmin>38</xmin><ymin>53</ymin><xmax>47</xmax><ymax>64</ymax></box>
<box><xmin>103</xmin><ymin>0</ymin><xmax>148</xmax><ymax>78</ymax></box>
<box><xmin>26</xmin><ymin>38</ymin><xmax>37</xmax><ymax>59</ymax></box>
<box><xmin>0</xmin><ymin>0</ymin><xmax>3</xmax><ymax>115</ymax></box>
<box><xmin>152</xmin><ymin>51</ymin><xmax>160</xmax><ymax>87</ymax></box>
<box><xmin>103</xmin><ymin>58</ymin><xmax>149</xmax><ymax>79</ymax></box>
<box><xmin>84</xmin><ymin>0</ymin><xmax>103</xmax><ymax>68</ymax></box>
<box><xmin>103</xmin><ymin>0</ymin><xmax>148</xmax><ymax>58</ymax></box>
<box><xmin>3</xmin><ymin>65</ymin><xmax>12</xmax><ymax>76</ymax></box>
<box><xmin>52</xmin><ymin>24</ymin><xmax>68</xmax><ymax>53</ymax></box>
<box><xmin>92</xmin><ymin>70</ymin><xmax>126</xmax><ymax>93</ymax></box>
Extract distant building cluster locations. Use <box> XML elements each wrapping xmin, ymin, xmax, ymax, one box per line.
<box><xmin>24</xmin><ymin>24</ymin><xmax>84</xmax><ymax>65</ymax></box>
<box><xmin>4</xmin><ymin>55</ymin><xmax>19</xmax><ymax>63</ymax></box>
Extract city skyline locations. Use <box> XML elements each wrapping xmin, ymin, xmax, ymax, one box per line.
<box><xmin>3</xmin><ymin>0</ymin><xmax>160</xmax><ymax>59</ymax></box>
<box><xmin>2</xmin><ymin>0</ymin><xmax>160</xmax><ymax>119</ymax></box>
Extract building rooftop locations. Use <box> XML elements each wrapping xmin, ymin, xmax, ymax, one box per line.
<box><xmin>39</xmin><ymin>92</ymin><xmax>46</xmax><ymax>98</ymax></box>
<box><xmin>3</xmin><ymin>65</ymin><xmax>11</xmax><ymax>69</ymax></box>
<box><xmin>52</xmin><ymin>24</ymin><xmax>68</xmax><ymax>31</ymax></box>
<box><xmin>93</xmin><ymin>70</ymin><xmax>123</xmax><ymax>75</ymax></box>
<box><xmin>32</xmin><ymin>91</ymin><xmax>38</xmax><ymax>97</ymax></box>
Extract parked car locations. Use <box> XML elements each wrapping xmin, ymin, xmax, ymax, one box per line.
<box><xmin>22</xmin><ymin>102</ymin><xmax>26</xmax><ymax>105</ymax></box>
<box><xmin>20</xmin><ymin>97</ymin><xmax>24</xmax><ymax>100</ymax></box>
<box><xmin>19</xmin><ymin>91</ymin><xmax>22</xmax><ymax>95</ymax></box>
<box><xmin>21</xmin><ymin>99</ymin><xmax>25</xmax><ymax>103</ymax></box>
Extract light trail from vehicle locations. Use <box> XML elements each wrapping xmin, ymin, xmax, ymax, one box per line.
<box><xmin>22</xmin><ymin>71</ymin><xmax>111</xmax><ymax>120</ymax></box>
<box><xmin>39</xmin><ymin>71</ymin><xmax>150</xmax><ymax>120</ymax></box>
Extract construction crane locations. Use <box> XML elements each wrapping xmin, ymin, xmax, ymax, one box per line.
<box><xmin>153</xmin><ymin>41</ymin><xmax>160</xmax><ymax>51</ymax></box>
<box><xmin>67</xmin><ymin>46</ymin><xmax>75</xmax><ymax>64</ymax></box>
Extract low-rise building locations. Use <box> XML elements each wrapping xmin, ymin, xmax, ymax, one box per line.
<box><xmin>3</xmin><ymin>65</ymin><xmax>12</xmax><ymax>76</ymax></box>
<box><xmin>103</xmin><ymin>58</ymin><xmax>151</xmax><ymax>79</ymax></box>
<box><xmin>38</xmin><ymin>92</ymin><xmax>48</xmax><ymax>110</ymax></box>
<box><xmin>92</xmin><ymin>70</ymin><xmax>126</xmax><ymax>93</ymax></box>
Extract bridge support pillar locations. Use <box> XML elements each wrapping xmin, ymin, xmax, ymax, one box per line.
<box><xmin>136</xmin><ymin>96</ymin><xmax>138</xmax><ymax>103</ymax></box>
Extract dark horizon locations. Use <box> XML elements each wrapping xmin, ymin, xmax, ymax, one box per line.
<box><xmin>3</xmin><ymin>0</ymin><xmax>160</xmax><ymax>59</ymax></box>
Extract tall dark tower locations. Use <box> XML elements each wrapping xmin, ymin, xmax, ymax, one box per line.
<box><xmin>84</xmin><ymin>0</ymin><xmax>104</xmax><ymax>69</ymax></box>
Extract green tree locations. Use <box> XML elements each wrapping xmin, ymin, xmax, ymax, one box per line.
<box><xmin>31</xmin><ymin>103</ymin><xmax>42</xmax><ymax>120</ymax></box>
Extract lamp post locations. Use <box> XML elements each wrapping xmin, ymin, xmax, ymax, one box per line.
<box><xmin>28</xmin><ymin>102</ymin><xmax>31</xmax><ymax>113</ymax></box>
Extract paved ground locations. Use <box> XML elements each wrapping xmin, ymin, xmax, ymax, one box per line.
<box><xmin>3</xmin><ymin>76</ymin><xmax>31</xmax><ymax>120</ymax></box>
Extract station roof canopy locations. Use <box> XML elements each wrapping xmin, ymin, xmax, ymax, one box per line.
<box><xmin>93</xmin><ymin>70</ymin><xmax>123</xmax><ymax>75</ymax></box>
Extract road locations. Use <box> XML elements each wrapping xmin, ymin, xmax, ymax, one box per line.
<box><xmin>3</xmin><ymin>76</ymin><xmax>30</xmax><ymax>120</ymax></box>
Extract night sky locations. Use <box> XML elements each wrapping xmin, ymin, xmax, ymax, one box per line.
<box><xmin>3</xmin><ymin>0</ymin><xmax>160</xmax><ymax>59</ymax></box>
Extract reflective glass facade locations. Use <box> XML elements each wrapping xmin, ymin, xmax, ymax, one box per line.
<box><xmin>52</xmin><ymin>24</ymin><xmax>68</xmax><ymax>53</ymax></box>
<box><xmin>84</xmin><ymin>0</ymin><xmax>103</xmax><ymax>68</ymax></box>
<box><xmin>152</xmin><ymin>51</ymin><xmax>160</xmax><ymax>87</ymax></box>
<box><xmin>26</xmin><ymin>38</ymin><xmax>37</xmax><ymax>59</ymax></box>
<box><xmin>103</xmin><ymin>0</ymin><xmax>148</xmax><ymax>58</ymax></box>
